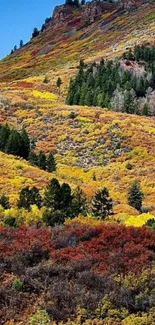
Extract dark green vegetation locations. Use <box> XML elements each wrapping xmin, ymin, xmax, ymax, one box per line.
<box><xmin>3</xmin><ymin>179</ymin><xmax>114</xmax><ymax>227</ymax></box>
<box><xmin>0</xmin><ymin>124</ymin><xmax>56</xmax><ymax>172</ymax></box>
<box><xmin>127</xmin><ymin>180</ymin><xmax>144</xmax><ymax>212</ymax></box>
<box><xmin>0</xmin><ymin>124</ymin><xmax>30</xmax><ymax>159</ymax></box>
<box><xmin>66</xmin><ymin>45</ymin><xmax>155</xmax><ymax>116</ymax></box>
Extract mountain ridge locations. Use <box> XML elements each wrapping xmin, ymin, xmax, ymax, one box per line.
<box><xmin>0</xmin><ymin>0</ymin><xmax>155</xmax><ymax>82</ymax></box>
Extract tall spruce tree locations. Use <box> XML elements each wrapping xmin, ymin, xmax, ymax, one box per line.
<box><xmin>128</xmin><ymin>180</ymin><xmax>143</xmax><ymax>212</ymax></box>
<box><xmin>46</xmin><ymin>152</ymin><xmax>56</xmax><ymax>172</ymax></box>
<box><xmin>21</xmin><ymin>128</ymin><xmax>30</xmax><ymax>159</ymax></box>
<box><xmin>6</xmin><ymin>130</ymin><xmax>22</xmax><ymax>157</ymax></box>
<box><xmin>72</xmin><ymin>186</ymin><xmax>87</xmax><ymax>216</ymax></box>
<box><xmin>92</xmin><ymin>187</ymin><xmax>113</xmax><ymax>219</ymax></box>
<box><xmin>37</xmin><ymin>151</ymin><xmax>46</xmax><ymax>170</ymax></box>
<box><xmin>44</xmin><ymin>178</ymin><xmax>62</xmax><ymax>210</ymax></box>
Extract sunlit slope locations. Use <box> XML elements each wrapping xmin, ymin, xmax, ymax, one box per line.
<box><xmin>0</xmin><ymin>3</ymin><xmax>155</xmax><ymax>81</ymax></box>
<box><xmin>0</xmin><ymin>80</ymin><xmax>155</xmax><ymax>212</ymax></box>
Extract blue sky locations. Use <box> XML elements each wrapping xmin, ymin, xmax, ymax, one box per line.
<box><xmin>0</xmin><ymin>0</ymin><xmax>64</xmax><ymax>59</ymax></box>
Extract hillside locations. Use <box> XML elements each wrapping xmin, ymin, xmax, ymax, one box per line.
<box><xmin>1</xmin><ymin>84</ymin><xmax>155</xmax><ymax>212</ymax></box>
<box><xmin>0</xmin><ymin>1</ymin><xmax>155</xmax><ymax>216</ymax></box>
<box><xmin>0</xmin><ymin>1</ymin><xmax>155</xmax><ymax>81</ymax></box>
<box><xmin>0</xmin><ymin>1</ymin><xmax>155</xmax><ymax>324</ymax></box>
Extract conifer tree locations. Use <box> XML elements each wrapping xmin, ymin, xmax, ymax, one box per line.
<box><xmin>37</xmin><ymin>151</ymin><xmax>46</xmax><ymax>170</ymax></box>
<box><xmin>56</xmin><ymin>77</ymin><xmax>62</xmax><ymax>89</ymax></box>
<box><xmin>46</xmin><ymin>152</ymin><xmax>56</xmax><ymax>173</ymax></box>
<box><xmin>128</xmin><ymin>180</ymin><xmax>143</xmax><ymax>212</ymax></box>
<box><xmin>72</xmin><ymin>186</ymin><xmax>87</xmax><ymax>216</ymax></box>
<box><xmin>21</xmin><ymin>128</ymin><xmax>30</xmax><ymax>159</ymax></box>
<box><xmin>92</xmin><ymin>187</ymin><xmax>113</xmax><ymax>219</ymax></box>
<box><xmin>17</xmin><ymin>186</ymin><xmax>42</xmax><ymax>210</ymax></box>
<box><xmin>32</xmin><ymin>27</ymin><xmax>39</xmax><ymax>38</ymax></box>
<box><xmin>6</xmin><ymin>130</ymin><xmax>22</xmax><ymax>157</ymax></box>
<box><xmin>20</xmin><ymin>40</ymin><xmax>24</xmax><ymax>48</ymax></box>
<box><xmin>44</xmin><ymin>178</ymin><xmax>61</xmax><ymax>210</ymax></box>
<box><xmin>28</xmin><ymin>151</ymin><xmax>38</xmax><ymax>166</ymax></box>
<box><xmin>0</xmin><ymin>124</ymin><xmax>10</xmax><ymax>151</ymax></box>
<box><xmin>0</xmin><ymin>195</ymin><xmax>10</xmax><ymax>210</ymax></box>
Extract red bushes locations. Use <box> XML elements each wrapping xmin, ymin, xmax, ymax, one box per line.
<box><xmin>0</xmin><ymin>224</ymin><xmax>155</xmax><ymax>275</ymax></box>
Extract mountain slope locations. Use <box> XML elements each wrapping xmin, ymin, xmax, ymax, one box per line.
<box><xmin>0</xmin><ymin>1</ymin><xmax>155</xmax><ymax>216</ymax></box>
<box><xmin>0</xmin><ymin>2</ymin><xmax>155</xmax><ymax>81</ymax></box>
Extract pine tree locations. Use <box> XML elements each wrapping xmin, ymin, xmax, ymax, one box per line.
<box><xmin>128</xmin><ymin>180</ymin><xmax>143</xmax><ymax>212</ymax></box>
<box><xmin>32</xmin><ymin>27</ymin><xmax>39</xmax><ymax>38</ymax></box>
<box><xmin>142</xmin><ymin>103</ymin><xmax>149</xmax><ymax>116</ymax></box>
<box><xmin>60</xmin><ymin>183</ymin><xmax>73</xmax><ymax>213</ymax></box>
<box><xmin>92</xmin><ymin>187</ymin><xmax>113</xmax><ymax>219</ymax></box>
<box><xmin>72</xmin><ymin>186</ymin><xmax>87</xmax><ymax>216</ymax></box>
<box><xmin>19</xmin><ymin>40</ymin><xmax>24</xmax><ymax>48</ymax></box>
<box><xmin>56</xmin><ymin>77</ymin><xmax>62</xmax><ymax>88</ymax></box>
<box><xmin>6</xmin><ymin>130</ymin><xmax>22</xmax><ymax>157</ymax></box>
<box><xmin>0</xmin><ymin>124</ymin><xmax>10</xmax><ymax>151</ymax></box>
<box><xmin>28</xmin><ymin>151</ymin><xmax>38</xmax><ymax>166</ymax></box>
<box><xmin>21</xmin><ymin>128</ymin><xmax>30</xmax><ymax>159</ymax></box>
<box><xmin>44</xmin><ymin>178</ymin><xmax>62</xmax><ymax>210</ymax></box>
<box><xmin>37</xmin><ymin>151</ymin><xmax>46</xmax><ymax>170</ymax></box>
<box><xmin>17</xmin><ymin>186</ymin><xmax>42</xmax><ymax>210</ymax></box>
<box><xmin>46</xmin><ymin>152</ymin><xmax>56</xmax><ymax>173</ymax></box>
<box><xmin>43</xmin><ymin>179</ymin><xmax>74</xmax><ymax>225</ymax></box>
<box><xmin>0</xmin><ymin>195</ymin><xmax>10</xmax><ymax>209</ymax></box>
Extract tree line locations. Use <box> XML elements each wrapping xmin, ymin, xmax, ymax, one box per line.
<box><xmin>1</xmin><ymin>178</ymin><xmax>144</xmax><ymax>227</ymax></box>
<box><xmin>66</xmin><ymin>44</ymin><xmax>155</xmax><ymax>116</ymax></box>
<box><xmin>0</xmin><ymin>124</ymin><xmax>56</xmax><ymax>173</ymax></box>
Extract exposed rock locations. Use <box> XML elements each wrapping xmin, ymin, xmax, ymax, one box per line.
<box><xmin>51</xmin><ymin>1</ymin><xmax>149</xmax><ymax>28</ymax></box>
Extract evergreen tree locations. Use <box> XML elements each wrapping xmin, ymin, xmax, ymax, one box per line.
<box><xmin>21</xmin><ymin>128</ymin><xmax>30</xmax><ymax>159</ymax></box>
<box><xmin>6</xmin><ymin>130</ymin><xmax>22</xmax><ymax>157</ymax></box>
<box><xmin>44</xmin><ymin>178</ymin><xmax>62</xmax><ymax>210</ymax></box>
<box><xmin>32</xmin><ymin>27</ymin><xmax>39</xmax><ymax>38</ymax></box>
<box><xmin>60</xmin><ymin>183</ymin><xmax>73</xmax><ymax>214</ymax></box>
<box><xmin>46</xmin><ymin>152</ymin><xmax>56</xmax><ymax>172</ymax></box>
<box><xmin>56</xmin><ymin>77</ymin><xmax>62</xmax><ymax>88</ymax></box>
<box><xmin>92</xmin><ymin>187</ymin><xmax>113</xmax><ymax>219</ymax></box>
<box><xmin>142</xmin><ymin>103</ymin><xmax>149</xmax><ymax>116</ymax></box>
<box><xmin>72</xmin><ymin>186</ymin><xmax>87</xmax><ymax>216</ymax></box>
<box><xmin>0</xmin><ymin>124</ymin><xmax>10</xmax><ymax>151</ymax></box>
<box><xmin>128</xmin><ymin>180</ymin><xmax>143</xmax><ymax>212</ymax></box>
<box><xmin>17</xmin><ymin>186</ymin><xmax>42</xmax><ymax>210</ymax></box>
<box><xmin>0</xmin><ymin>195</ymin><xmax>10</xmax><ymax>209</ymax></box>
<box><xmin>37</xmin><ymin>151</ymin><xmax>46</xmax><ymax>170</ymax></box>
<box><xmin>43</xmin><ymin>179</ymin><xmax>74</xmax><ymax>226</ymax></box>
<box><xmin>28</xmin><ymin>151</ymin><xmax>38</xmax><ymax>166</ymax></box>
<box><xmin>19</xmin><ymin>40</ymin><xmax>24</xmax><ymax>48</ymax></box>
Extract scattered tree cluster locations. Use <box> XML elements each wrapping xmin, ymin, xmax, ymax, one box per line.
<box><xmin>0</xmin><ymin>124</ymin><xmax>56</xmax><ymax>173</ymax></box>
<box><xmin>65</xmin><ymin>0</ymin><xmax>85</xmax><ymax>6</ymax></box>
<box><xmin>10</xmin><ymin>40</ymin><xmax>24</xmax><ymax>54</ymax></box>
<box><xmin>1</xmin><ymin>176</ymin><xmax>145</xmax><ymax>228</ymax></box>
<box><xmin>66</xmin><ymin>45</ymin><xmax>155</xmax><ymax>116</ymax></box>
<box><xmin>0</xmin><ymin>124</ymin><xmax>30</xmax><ymax>159</ymax></box>
<box><xmin>28</xmin><ymin>150</ymin><xmax>56</xmax><ymax>172</ymax></box>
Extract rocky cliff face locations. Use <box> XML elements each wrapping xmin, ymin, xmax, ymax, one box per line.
<box><xmin>52</xmin><ymin>2</ymin><xmax>118</xmax><ymax>26</ymax></box>
<box><xmin>51</xmin><ymin>0</ymin><xmax>149</xmax><ymax>27</ymax></box>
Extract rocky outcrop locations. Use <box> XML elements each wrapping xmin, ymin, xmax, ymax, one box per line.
<box><xmin>122</xmin><ymin>0</ymin><xmax>148</xmax><ymax>10</ymax></box>
<box><xmin>51</xmin><ymin>2</ymin><xmax>118</xmax><ymax>26</ymax></box>
<box><xmin>51</xmin><ymin>1</ymin><xmax>149</xmax><ymax>27</ymax></box>
<box><xmin>52</xmin><ymin>5</ymin><xmax>75</xmax><ymax>25</ymax></box>
<box><xmin>81</xmin><ymin>2</ymin><xmax>116</xmax><ymax>23</ymax></box>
